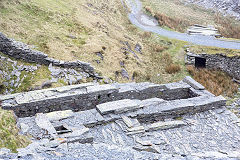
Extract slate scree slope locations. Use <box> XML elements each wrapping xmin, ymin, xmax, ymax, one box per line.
<box><xmin>1</xmin><ymin>76</ymin><xmax>240</xmax><ymax>159</ymax></box>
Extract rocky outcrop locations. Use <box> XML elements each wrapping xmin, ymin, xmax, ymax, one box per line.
<box><xmin>0</xmin><ymin>32</ymin><xmax>96</xmax><ymax>76</ymax></box>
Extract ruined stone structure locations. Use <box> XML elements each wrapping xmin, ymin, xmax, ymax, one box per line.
<box><xmin>0</xmin><ymin>32</ymin><xmax>96</xmax><ymax>76</ymax></box>
<box><xmin>1</xmin><ymin>76</ymin><xmax>221</xmax><ymax>118</ymax></box>
<box><xmin>186</xmin><ymin>52</ymin><xmax>240</xmax><ymax>80</ymax></box>
<box><xmin>1</xmin><ymin>77</ymin><xmax>240</xmax><ymax>159</ymax></box>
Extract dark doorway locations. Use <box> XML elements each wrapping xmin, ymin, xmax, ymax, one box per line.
<box><xmin>195</xmin><ymin>57</ymin><xmax>206</xmax><ymax>68</ymax></box>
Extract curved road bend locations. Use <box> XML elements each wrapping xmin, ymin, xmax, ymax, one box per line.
<box><xmin>125</xmin><ymin>0</ymin><xmax>240</xmax><ymax>50</ymax></box>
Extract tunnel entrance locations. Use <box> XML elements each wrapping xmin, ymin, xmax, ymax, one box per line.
<box><xmin>195</xmin><ymin>57</ymin><xmax>206</xmax><ymax>68</ymax></box>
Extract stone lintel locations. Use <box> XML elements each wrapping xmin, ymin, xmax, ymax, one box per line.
<box><xmin>96</xmin><ymin>99</ymin><xmax>142</xmax><ymax>115</ymax></box>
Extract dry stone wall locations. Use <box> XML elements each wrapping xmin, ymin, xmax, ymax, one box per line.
<box><xmin>1</xmin><ymin>76</ymin><xmax>223</xmax><ymax>118</ymax></box>
<box><xmin>186</xmin><ymin>52</ymin><xmax>240</xmax><ymax>80</ymax></box>
<box><xmin>0</xmin><ymin>32</ymin><xmax>96</xmax><ymax>76</ymax></box>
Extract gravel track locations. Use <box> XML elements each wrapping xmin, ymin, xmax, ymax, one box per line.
<box><xmin>125</xmin><ymin>0</ymin><xmax>240</xmax><ymax>50</ymax></box>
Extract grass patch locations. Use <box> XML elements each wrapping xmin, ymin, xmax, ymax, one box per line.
<box><xmin>0</xmin><ymin>108</ymin><xmax>30</xmax><ymax>152</ymax></box>
<box><xmin>0</xmin><ymin>0</ymin><xmax>90</xmax><ymax>61</ymax></box>
<box><xmin>165</xmin><ymin>64</ymin><xmax>181</xmax><ymax>74</ymax></box>
<box><xmin>189</xmin><ymin>45</ymin><xmax>240</xmax><ymax>57</ymax></box>
<box><xmin>187</xmin><ymin>65</ymin><xmax>238</xmax><ymax>97</ymax></box>
<box><xmin>0</xmin><ymin>52</ymin><xmax>53</xmax><ymax>93</ymax></box>
<box><xmin>132</xmin><ymin>33</ymin><xmax>188</xmax><ymax>84</ymax></box>
<box><xmin>154</xmin><ymin>12</ymin><xmax>190</xmax><ymax>32</ymax></box>
<box><xmin>215</xmin><ymin>13</ymin><xmax>240</xmax><ymax>39</ymax></box>
<box><xmin>141</xmin><ymin>0</ymin><xmax>240</xmax><ymax>40</ymax></box>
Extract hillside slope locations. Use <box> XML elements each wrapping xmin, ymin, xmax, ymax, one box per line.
<box><xmin>182</xmin><ymin>0</ymin><xmax>240</xmax><ymax>19</ymax></box>
<box><xmin>142</xmin><ymin>0</ymin><xmax>240</xmax><ymax>39</ymax></box>
<box><xmin>0</xmin><ymin>0</ymin><xmax>239</xmax><ymax>153</ymax></box>
<box><xmin>0</xmin><ymin>0</ymin><xmax>191</xmax><ymax>91</ymax></box>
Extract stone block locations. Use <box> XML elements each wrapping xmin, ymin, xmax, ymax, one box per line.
<box><xmin>67</xmin><ymin>136</ymin><xmax>93</xmax><ymax>144</ymax></box>
<box><xmin>140</xmin><ymin>98</ymin><xmax>165</xmax><ymax>106</ymax></box>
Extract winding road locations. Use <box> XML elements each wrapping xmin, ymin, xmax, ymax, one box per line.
<box><xmin>124</xmin><ymin>0</ymin><xmax>240</xmax><ymax>50</ymax></box>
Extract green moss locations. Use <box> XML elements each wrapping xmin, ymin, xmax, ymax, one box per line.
<box><xmin>0</xmin><ymin>108</ymin><xmax>30</xmax><ymax>152</ymax></box>
<box><xmin>58</xmin><ymin>79</ymin><xmax>67</xmax><ymax>85</ymax></box>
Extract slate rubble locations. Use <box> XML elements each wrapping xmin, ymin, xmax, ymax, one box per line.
<box><xmin>0</xmin><ymin>54</ymin><xmax>93</xmax><ymax>95</ymax></box>
<box><xmin>182</xmin><ymin>0</ymin><xmax>240</xmax><ymax>20</ymax></box>
<box><xmin>1</xmin><ymin>78</ymin><xmax>240</xmax><ymax>159</ymax></box>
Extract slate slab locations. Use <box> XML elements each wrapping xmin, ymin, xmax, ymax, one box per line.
<box><xmin>96</xmin><ymin>99</ymin><xmax>142</xmax><ymax>115</ymax></box>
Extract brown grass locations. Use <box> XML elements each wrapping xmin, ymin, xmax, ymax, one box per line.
<box><xmin>154</xmin><ymin>45</ymin><xmax>168</xmax><ymax>52</ymax></box>
<box><xmin>145</xmin><ymin>6</ymin><xmax>153</xmax><ymax>15</ymax></box>
<box><xmin>187</xmin><ymin>65</ymin><xmax>238</xmax><ymax>97</ymax></box>
<box><xmin>142</xmin><ymin>0</ymin><xmax>240</xmax><ymax>39</ymax></box>
<box><xmin>165</xmin><ymin>64</ymin><xmax>181</xmax><ymax>74</ymax></box>
<box><xmin>214</xmin><ymin>13</ymin><xmax>240</xmax><ymax>39</ymax></box>
<box><xmin>161</xmin><ymin>52</ymin><xmax>173</xmax><ymax>64</ymax></box>
<box><xmin>142</xmin><ymin>32</ymin><xmax>152</xmax><ymax>39</ymax></box>
<box><xmin>154</xmin><ymin>13</ymin><xmax>190</xmax><ymax>32</ymax></box>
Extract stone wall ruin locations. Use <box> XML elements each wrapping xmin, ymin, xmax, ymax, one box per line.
<box><xmin>186</xmin><ymin>52</ymin><xmax>240</xmax><ymax>80</ymax></box>
<box><xmin>0</xmin><ymin>76</ymin><xmax>225</xmax><ymax>118</ymax></box>
<box><xmin>0</xmin><ymin>32</ymin><xmax>96</xmax><ymax>76</ymax></box>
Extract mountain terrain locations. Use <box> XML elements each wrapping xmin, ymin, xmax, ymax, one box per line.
<box><xmin>0</xmin><ymin>0</ymin><xmax>240</xmax><ymax>158</ymax></box>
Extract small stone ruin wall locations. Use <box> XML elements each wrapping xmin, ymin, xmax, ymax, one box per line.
<box><xmin>0</xmin><ymin>78</ymin><xmax>210</xmax><ymax>118</ymax></box>
<box><xmin>0</xmin><ymin>32</ymin><xmax>95</xmax><ymax>76</ymax></box>
<box><xmin>186</xmin><ymin>52</ymin><xmax>240</xmax><ymax>80</ymax></box>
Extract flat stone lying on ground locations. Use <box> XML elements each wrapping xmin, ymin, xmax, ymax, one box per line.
<box><xmin>35</xmin><ymin>113</ymin><xmax>57</xmax><ymax>138</ymax></box>
<box><xmin>121</xmin><ymin>115</ymin><xmax>134</xmax><ymax>128</ymax></box>
<box><xmin>145</xmin><ymin>120</ymin><xmax>186</xmax><ymax>131</ymax></box>
<box><xmin>46</xmin><ymin>110</ymin><xmax>74</xmax><ymax>122</ymax></box>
